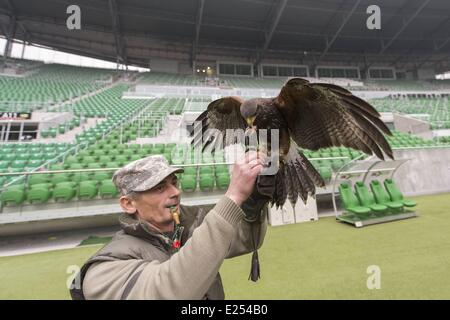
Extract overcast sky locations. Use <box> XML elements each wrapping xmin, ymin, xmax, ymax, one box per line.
<box><xmin>0</xmin><ymin>37</ymin><xmax>149</xmax><ymax>72</ymax></box>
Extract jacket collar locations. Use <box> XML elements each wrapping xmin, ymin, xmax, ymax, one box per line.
<box><xmin>118</xmin><ymin>205</ymin><xmax>198</xmax><ymax>250</ymax></box>
<box><xmin>118</xmin><ymin>212</ymin><xmax>173</xmax><ymax>249</ymax></box>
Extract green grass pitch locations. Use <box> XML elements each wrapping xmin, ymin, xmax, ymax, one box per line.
<box><xmin>1</xmin><ymin>193</ymin><xmax>449</xmax><ymax>299</ymax></box>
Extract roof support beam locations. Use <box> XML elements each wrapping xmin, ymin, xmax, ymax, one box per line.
<box><xmin>391</xmin><ymin>16</ymin><xmax>450</xmax><ymax>66</ymax></box>
<box><xmin>1</xmin><ymin>0</ymin><xmax>32</xmax><ymax>48</ymax></box>
<box><xmin>0</xmin><ymin>22</ymin><xmax>8</xmax><ymax>37</ymax></box>
<box><xmin>255</xmin><ymin>0</ymin><xmax>288</xmax><ymax>66</ymax></box>
<box><xmin>191</xmin><ymin>0</ymin><xmax>205</xmax><ymax>67</ymax></box>
<box><xmin>108</xmin><ymin>0</ymin><xmax>126</xmax><ymax>65</ymax></box>
<box><xmin>3</xmin><ymin>15</ymin><xmax>16</xmax><ymax>59</ymax></box>
<box><xmin>316</xmin><ymin>0</ymin><xmax>362</xmax><ymax>64</ymax></box>
<box><xmin>415</xmin><ymin>38</ymin><xmax>450</xmax><ymax>69</ymax></box>
<box><xmin>378</xmin><ymin>0</ymin><xmax>432</xmax><ymax>55</ymax></box>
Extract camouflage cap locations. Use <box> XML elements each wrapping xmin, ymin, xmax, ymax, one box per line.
<box><xmin>112</xmin><ymin>155</ymin><xmax>184</xmax><ymax>195</ymax></box>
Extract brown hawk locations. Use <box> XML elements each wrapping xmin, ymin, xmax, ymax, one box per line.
<box><xmin>190</xmin><ymin>77</ymin><xmax>393</xmax><ymax>208</ymax></box>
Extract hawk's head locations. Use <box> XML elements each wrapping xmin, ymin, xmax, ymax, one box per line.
<box><xmin>240</xmin><ymin>99</ymin><xmax>259</xmax><ymax>129</ymax></box>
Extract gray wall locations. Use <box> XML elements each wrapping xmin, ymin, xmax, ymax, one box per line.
<box><xmin>393</xmin><ymin>148</ymin><xmax>450</xmax><ymax>196</ymax></box>
<box><xmin>393</xmin><ymin>113</ymin><xmax>433</xmax><ymax>140</ymax></box>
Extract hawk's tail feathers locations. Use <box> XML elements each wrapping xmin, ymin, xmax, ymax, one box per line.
<box><xmin>272</xmin><ymin>151</ymin><xmax>325</xmax><ymax>208</ymax></box>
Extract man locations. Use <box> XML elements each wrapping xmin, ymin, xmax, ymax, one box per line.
<box><xmin>70</xmin><ymin>151</ymin><xmax>268</xmax><ymax>300</ymax></box>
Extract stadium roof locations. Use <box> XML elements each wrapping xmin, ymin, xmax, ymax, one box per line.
<box><xmin>0</xmin><ymin>0</ymin><xmax>449</xmax><ymax>72</ymax></box>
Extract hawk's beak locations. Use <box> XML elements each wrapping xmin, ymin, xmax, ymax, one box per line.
<box><xmin>246</xmin><ymin>116</ymin><xmax>255</xmax><ymax>126</ymax></box>
<box><xmin>245</xmin><ymin>117</ymin><xmax>256</xmax><ymax>135</ymax></box>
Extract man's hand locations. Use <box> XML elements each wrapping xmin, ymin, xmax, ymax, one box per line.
<box><xmin>225</xmin><ymin>151</ymin><xmax>266</xmax><ymax>206</ymax></box>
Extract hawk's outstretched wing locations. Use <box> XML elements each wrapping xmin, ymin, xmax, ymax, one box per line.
<box><xmin>190</xmin><ymin>96</ymin><xmax>247</xmax><ymax>151</ymax></box>
<box><xmin>274</xmin><ymin>78</ymin><xmax>393</xmax><ymax>160</ymax></box>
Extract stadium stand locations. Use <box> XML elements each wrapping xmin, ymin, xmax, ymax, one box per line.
<box><xmin>0</xmin><ymin>63</ymin><xmax>115</xmax><ymax>112</ymax></box>
<box><xmin>2</xmin><ymin>0</ymin><xmax>450</xmax><ymax>303</ymax></box>
<box><xmin>370</xmin><ymin>97</ymin><xmax>450</xmax><ymax>129</ymax></box>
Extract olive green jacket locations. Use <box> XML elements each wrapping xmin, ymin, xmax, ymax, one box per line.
<box><xmin>70</xmin><ymin>196</ymin><xmax>267</xmax><ymax>300</ymax></box>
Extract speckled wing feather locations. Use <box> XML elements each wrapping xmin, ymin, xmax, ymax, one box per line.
<box><xmin>190</xmin><ymin>96</ymin><xmax>247</xmax><ymax>151</ymax></box>
<box><xmin>275</xmin><ymin>78</ymin><xmax>393</xmax><ymax>160</ymax></box>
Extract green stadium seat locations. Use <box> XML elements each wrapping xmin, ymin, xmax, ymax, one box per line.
<box><xmin>383</xmin><ymin>179</ymin><xmax>417</xmax><ymax>208</ymax></box>
<box><xmin>49</xmin><ymin>128</ymin><xmax>57</xmax><ymax>138</ymax></box>
<box><xmin>99</xmin><ymin>180</ymin><xmax>118</xmax><ymax>198</ymax></box>
<box><xmin>64</xmin><ymin>156</ymin><xmax>79</xmax><ymax>167</ymax></box>
<box><xmin>141</xmin><ymin>144</ymin><xmax>152</xmax><ymax>153</ymax></box>
<box><xmin>215</xmin><ymin>165</ymin><xmax>229</xmax><ymax>175</ymax></box>
<box><xmin>153</xmin><ymin>144</ymin><xmax>165</xmax><ymax>153</ymax></box>
<box><xmin>354</xmin><ymin>181</ymin><xmax>388</xmax><ymax>213</ymax></box>
<box><xmin>129</xmin><ymin>144</ymin><xmax>140</xmax><ymax>151</ymax></box>
<box><xmin>69</xmin><ymin>163</ymin><xmax>84</xmax><ymax>170</ymax></box>
<box><xmin>108</xmin><ymin>149</ymin><xmax>120</xmax><ymax>158</ymax></box>
<box><xmin>51</xmin><ymin>173</ymin><xmax>71</xmax><ymax>185</ymax></box>
<box><xmin>93</xmin><ymin>171</ymin><xmax>111</xmax><ymax>182</ymax></box>
<box><xmin>50</xmin><ymin>164</ymin><xmax>64</xmax><ymax>171</ymax></box>
<box><xmin>28</xmin><ymin>160</ymin><xmax>44</xmax><ymax>168</ymax></box>
<box><xmin>11</xmin><ymin>160</ymin><xmax>27</xmax><ymax>170</ymax></box>
<box><xmin>58</xmin><ymin>124</ymin><xmax>66</xmax><ymax>134</ymax></box>
<box><xmin>28</xmin><ymin>174</ymin><xmax>50</xmax><ymax>186</ymax></box>
<box><xmin>138</xmin><ymin>148</ymin><xmax>150</xmax><ymax>157</ymax></box>
<box><xmin>40</xmin><ymin>129</ymin><xmax>50</xmax><ymax>138</ymax></box>
<box><xmin>78</xmin><ymin>181</ymin><xmax>98</xmax><ymax>200</ymax></box>
<box><xmin>370</xmin><ymin>180</ymin><xmax>404</xmax><ymax>211</ymax></box>
<box><xmin>82</xmin><ymin>156</ymin><xmax>96</xmax><ymax>165</ymax></box>
<box><xmin>30</xmin><ymin>146</ymin><xmax>42</xmax><ymax>153</ymax></box>
<box><xmin>98</xmin><ymin>156</ymin><xmax>112</xmax><ymax>166</ymax></box>
<box><xmin>27</xmin><ymin>184</ymin><xmax>52</xmax><ymax>204</ymax></box>
<box><xmin>114</xmin><ymin>155</ymin><xmax>128</xmax><ymax>165</ymax></box>
<box><xmin>0</xmin><ymin>160</ymin><xmax>10</xmax><ymax>169</ymax></box>
<box><xmin>216</xmin><ymin>172</ymin><xmax>230</xmax><ymax>190</ymax></box>
<box><xmin>71</xmin><ymin>171</ymin><xmax>91</xmax><ymax>183</ymax></box>
<box><xmin>129</xmin><ymin>154</ymin><xmax>142</xmax><ymax>162</ymax></box>
<box><xmin>319</xmin><ymin>166</ymin><xmax>332</xmax><ymax>180</ymax></box>
<box><xmin>115</xmin><ymin>144</ymin><xmax>127</xmax><ymax>153</ymax></box>
<box><xmin>53</xmin><ymin>182</ymin><xmax>77</xmax><ymax>202</ymax></box>
<box><xmin>104</xmin><ymin>162</ymin><xmax>119</xmax><ymax>169</ymax></box>
<box><xmin>44</xmin><ymin>152</ymin><xmax>58</xmax><ymax>160</ymax></box>
<box><xmin>86</xmin><ymin>163</ymin><xmax>101</xmax><ymax>169</ymax></box>
<box><xmin>3</xmin><ymin>153</ymin><xmax>16</xmax><ymax>162</ymax></box>
<box><xmin>29</xmin><ymin>153</ymin><xmax>44</xmax><ymax>161</ymax></box>
<box><xmin>180</xmin><ymin>175</ymin><xmax>197</xmax><ymax>192</ymax></box>
<box><xmin>199</xmin><ymin>174</ymin><xmax>215</xmax><ymax>191</ymax></box>
<box><xmin>92</xmin><ymin>149</ymin><xmax>106</xmax><ymax>158</ymax></box>
<box><xmin>1</xmin><ymin>184</ymin><xmax>26</xmax><ymax>206</ymax></box>
<box><xmin>16</xmin><ymin>153</ymin><xmax>30</xmax><ymax>161</ymax></box>
<box><xmin>338</xmin><ymin>182</ymin><xmax>371</xmax><ymax>215</ymax></box>
<box><xmin>183</xmin><ymin>166</ymin><xmax>197</xmax><ymax>176</ymax></box>
<box><xmin>77</xmin><ymin>148</ymin><xmax>94</xmax><ymax>158</ymax></box>
<box><xmin>199</xmin><ymin>166</ymin><xmax>213</xmax><ymax>175</ymax></box>
<box><xmin>121</xmin><ymin>149</ymin><xmax>133</xmax><ymax>158</ymax></box>
<box><xmin>171</xmin><ymin>156</ymin><xmax>184</xmax><ymax>165</ymax></box>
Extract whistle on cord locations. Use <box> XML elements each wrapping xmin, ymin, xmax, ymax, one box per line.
<box><xmin>169</xmin><ymin>205</ymin><xmax>180</xmax><ymax>225</ymax></box>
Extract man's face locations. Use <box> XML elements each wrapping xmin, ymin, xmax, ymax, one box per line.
<box><xmin>120</xmin><ymin>174</ymin><xmax>181</xmax><ymax>232</ymax></box>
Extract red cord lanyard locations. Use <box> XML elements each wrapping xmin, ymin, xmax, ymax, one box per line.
<box><xmin>170</xmin><ymin>207</ymin><xmax>183</xmax><ymax>252</ymax></box>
